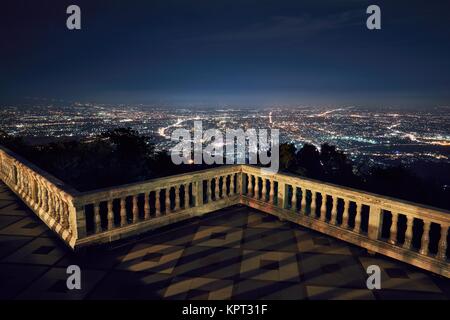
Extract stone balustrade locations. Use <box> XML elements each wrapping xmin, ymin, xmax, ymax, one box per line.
<box><xmin>0</xmin><ymin>145</ymin><xmax>448</xmax><ymax>277</ymax></box>
<box><xmin>0</xmin><ymin>146</ymin><xmax>79</xmax><ymax>247</ymax></box>
<box><xmin>73</xmin><ymin>165</ymin><xmax>241</xmax><ymax>246</ymax></box>
<box><xmin>240</xmin><ymin>165</ymin><xmax>449</xmax><ymax>278</ymax></box>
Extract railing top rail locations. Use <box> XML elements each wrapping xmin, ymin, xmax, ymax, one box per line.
<box><xmin>75</xmin><ymin>164</ymin><xmax>242</xmax><ymax>205</ymax></box>
<box><xmin>242</xmin><ymin>165</ymin><xmax>450</xmax><ymax>223</ymax></box>
<box><xmin>0</xmin><ymin>145</ymin><xmax>80</xmax><ymax>199</ymax></box>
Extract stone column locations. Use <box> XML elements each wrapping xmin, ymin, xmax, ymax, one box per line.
<box><xmin>292</xmin><ymin>186</ymin><xmax>298</xmax><ymax>212</ymax></box>
<box><xmin>320</xmin><ymin>193</ymin><xmax>327</xmax><ymax>221</ymax></box>
<box><xmin>330</xmin><ymin>196</ymin><xmax>338</xmax><ymax>225</ymax></box>
<box><xmin>403</xmin><ymin>216</ymin><xmax>414</xmax><ymax>249</ymax></box>
<box><xmin>230</xmin><ymin>174</ymin><xmax>235</xmax><ymax>196</ymax></box>
<box><xmin>261</xmin><ymin>178</ymin><xmax>267</xmax><ymax>202</ymax></box>
<box><xmin>94</xmin><ymin>202</ymin><xmax>101</xmax><ymax>233</ymax></box>
<box><xmin>132</xmin><ymin>195</ymin><xmax>139</xmax><ymax>222</ymax></box>
<box><xmin>354</xmin><ymin>202</ymin><xmax>362</xmax><ymax>232</ymax></box>
<box><xmin>54</xmin><ymin>196</ymin><xmax>61</xmax><ymax>224</ymax></box>
<box><xmin>120</xmin><ymin>197</ymin><xmax>127</xmax><ymax>226</ymax></box>
<box><xmin>47</xmin><ymin>190</ymin><xmax>54</xmax><ymax>216</ymax></box>
<box><xmin>165</xmin><ymin>188</ymin><xmax>171</xmax><ymax>213</ymax></box>
<box><xmin>107</xmin><ymin>200</ymin><xmax>114</xmax><ymax>230</ymax></box>
<box><xmin>277</xmin><ymin>181</ymin><xmax>286</xmax><ymax>209</ymax></box>
<box><xmin>36</xmin><ymin>180</ymin><xmax>42</xmax><ymax>208</ymax></box>
<box><xmin>300</xmin><ymin>188</ymin><xmax>306</xmax><ymax>214</ymax></box>
<box><xmin>388</xmin><ymin>212</ymin><xmax>398</xmax><ymax>245</ymax></box>
<box><xmin>195</xmin><ymin>181</ymin><xmax>202</xmax><ymax>207</ymax></box>
<box><xmin>254</xmin><ymin>176</ymin><xmax>260</xmax><ymax>199</ymax></box>
<box><xmin>341</xmin><ymin>198</ymin><xmax>349</xmax><ymax>227</ymax></box>
<box><xmin>367</xmin><ymin>205</ymin><xmax>383</xmax><ymax>240</ymax></box>
<box><xmin>207</xmin><ymin>180</ymin><xmax>212</xmax><ymax>203</ymax></box>
<box><xmin>237</xmin><ymin>172</ymin><xmax>243</xmax><ymax>196</ymax></box>
<box><xmin>437</xmin><ymin>226</ymin><xmax>448</xmax><ymax>260</ymax></box>
<box><xmin>174</xmin><ymin>185</ymin><xmax>180</xmax><ymax>211</ymax></box>
<box><xmin>269</xmin><ymin>179</ymin><xmax>275</xmax><ymax>204</ymax></box>
<box><xmin>311</xmin><ymin>191</ymin><xmax>317</xmax><ymax>217</ymax></box>
<box><xmin>144</xmin><ymin>193</ymin><xmax>150</xmax><ymax>219</ymax></box>
<box><xmin>155</xmin><ymin>190</ymin><xmax>161</xmax><ymax>216</ymax></box>
<box><xmin>248</xmin><ymin>175</ymin><xmax>253</xmax><ymax>197</ymax></box>
<box><xmin>220</xmin><ymin>176</ymin><xmax>225</xmax><ymax>198</ymax></box>
<box><xmin>419</xmin><ymin>220</ymin><xmax>430</xmax><ymax>255</ymax></box>
<box><xmin>183</xmin><ymin>183</ymin><xmax>188</xmax><ymax>208</ymax></box>
<box><xmin>214</xmin><ymin>177</ymin><xmax>220</xmax><ymax>201</ymax></box>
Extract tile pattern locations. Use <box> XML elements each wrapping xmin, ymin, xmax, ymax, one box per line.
<box><xmin>0</xmin><ymin>182</ymin><xmax>448</xmax><ymax>300</ymax></box>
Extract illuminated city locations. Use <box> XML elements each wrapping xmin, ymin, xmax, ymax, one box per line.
<box><xmin>0</xmin><ymin>0</ymin><xmax>449</xmax><ymax>306</ymax></box>
<box><xmin>2</xmin><ymin>103</ymin><xmax>449</xmax><ymax>166</ymax></box>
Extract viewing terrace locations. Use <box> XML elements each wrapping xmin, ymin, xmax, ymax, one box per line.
<box><xmin>0</xmin><ymin>145</ymin><xmax>449</xmax><ymax>299</ymax></box>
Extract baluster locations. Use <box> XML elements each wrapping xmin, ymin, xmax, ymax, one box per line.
<box><xmin>41</xmin><ymin>185</ymin><xmax>48</xmax><ymax>211</ymax></box>
<box><xmin>132</xmin><ymin>195</ymin><xmax>139</xmax><ymax>222</ymax></box>
<box><xmin>54</xmin><ymin>196</ymin><xmax>61</xmax><ymax>224</ymax></box>
<box><xmin>319</xmin><ymin>193</ymin><xmax>327</xmax><ymax>221</ymax></box>
<box><xmin>174</xmin><ymin>185</ymin><xmax>180</xmax><ymax>211</ymax></box>
<box><xmin>165</xmin><ymin>188</ymin><xmax>171</xmax><ymax>213</ymax></box>
<box><xmin>254</xmin><ymin>176</ymin><xmax>260</xmax><ymax>199</ymax></box>
<box><xmin>403</xmin><ymin>216</ymin><xmax>413</xmax><ymax>249</ymax></box>
<box><xmin>24</xmin><ymin>171</ymin><xmax>30</xmax><ymax>200</ymax></box>
<box><xmin>419</xmin><ymin>220</ymin><xmax>430</xmax><ymax>255</ymax></box>
<box><xmin>60</xmin><ymin>201</ymin><xmax>68</xmax><ymax>229</ymax></box>
<box><xmin>341</xmin><ymin>199</ymin><xmax>349</xmax><ymax>226</ymax></box>
<box><xmin>107</xmin><ymin>200</ymin><xmax>114</xmax><ymax>230</ymax></box>
<box><xmin>300</xmin><ymin>188</ymin><xmax>306</xmax><ymax>214</ymax></box>
<box><xmin>248</xmin><ymin>175</ymin><xmax>253</xmax><ymax>197</ymax></box>
<box><xmin>16</xmin><ymin>168</ymin><xmax>22</xmax><ymax>192</ymax></box>
<box><xmin>215</xmin><ymin>177</ymin><xmax>220</xmax><ymax>199</ymax></box>
<box><xmin>120</xmin><ymin>197</ymin><xmax>127</xmax><ymax>226</ymax></box>
<box><xmin>155</xmin><ymin>189</ymin><xmax>161</xmax><ymax>216</ymax></box>
<box><xmin>269</xmin><ymin>179</ymin><xmax>275</xmax><ymax>204</ymax></box>
<box><xmin>225</xmin><ymin>175</ymin><xmax>229</xmax><ymax>197</ymax></box>
<box><xmin>261</xmin><ymin>178</ymin><xmax>267</xmax><ymax>201</ymax></box>
<box><xmin>220</xmin><ymin>176</ymin><xmax>225</xmax><ymax>198</ymax></box>
<box><xmin>144</xmin><ymin>193</ymin><xmax>150</xmax><ymax>219</ymax></box>
<box><xmin>388</xmin><ymin>212</ymin><xmax>398</xmax><ymax>245</ymax></box>
<box><xmin>48</xmin><ymin>192</ymin><xmax>55</xmax><ymax>216</ymax></box>
<box><xmin>292</xmin><ymin>186</ymin><xmax>298</xmax><ymax>212</ymax></box>
<box><xmin>230</xmin><ymin>174</ymin><xmax>235</xmax><ymax>195</ymax></box>
<box><xmin>32</xmin><ymin>175</ymin><xmax>39</xmax><ymax>204</ymax></box>
<box><xmin>354</xmin><ymin>202</ymin><xmax>362</xmax><ymax>232</ymax></box>
<box><xmin>36</xmin><ymin>179</ymin><xmax>42</xmax><ymax>208</ymax></box>
<box><xmin>94</xmin><ymin>202</ymin><xmax>101</xmax><ymax>233</ymax></box>
<box><xmin>277</xmin><ymin>181</ymin><xmax>285</xmax><ymax>209</ymax></box>
<box><xmin>437</xmin><ymin>226</ymin><xmax>448</xmax><ymax>260</ymax></box>
<box><xmin>311</xmin><ymin>191</ymin><xmax>317</xmax><ymax>217</ymax></box>
<box><xmin>207</xmin><ymin>179</ymin><xmax>212</xmax><ymax>202</ymax></box>
<box><xmin>183</xmin><ymin>183</ymin><xmax>188</xmax><ymax>208</ymax></box>
<box><xmin>330</xmin><ymin>196</ymin><xmax>338</xmax><ymax>225</ymax></box>
<box><xmin>193</xmin><ymin>181</ymin><xmax>199</xmax><ymax>207</ymax></box>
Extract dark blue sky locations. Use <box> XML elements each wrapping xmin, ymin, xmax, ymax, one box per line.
<box><xmin>1</xmin><ymin>0</ymin><xmax>450</xmax><ymax>107</ymax></box>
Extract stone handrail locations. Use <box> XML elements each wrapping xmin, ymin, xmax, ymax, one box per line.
<box><xmin>0</xmin><ymin>145</ymin><xmax>448</xmax><ymax>277</ymax></box>
<box><xmin>241</xmin><ymin>165</ymin><xmax>449</xmax><ymax>277</ymax></box>
<box><xmin>72</xmin><ymin>165</ymin><xmax>242</xmax><ymax>246</ymax></box>
<box><xmin>0</xmin><ymin>146</ymin><xmax>80</xmax><ymax>247</ymax></box>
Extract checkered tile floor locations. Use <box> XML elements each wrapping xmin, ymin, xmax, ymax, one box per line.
<box><xmin>0</xmin><ymin>182</ymin><xmax>449</xmax><ymax>300</ymax></box>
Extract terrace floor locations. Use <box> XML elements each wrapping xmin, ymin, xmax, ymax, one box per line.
<box><xmin>0</xmin><ymin>182</ymin><xmax>449</xmax><ymax>300</ymax></box>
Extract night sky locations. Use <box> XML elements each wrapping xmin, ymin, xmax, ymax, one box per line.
<box><xmin>1</xmin><ymin>0</ymin><xmax>450</xmax><ymax>107</ymax></box>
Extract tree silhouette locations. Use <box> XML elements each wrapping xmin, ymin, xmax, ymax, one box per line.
<box><xmin>295</xmin><ymin>143</ymin><xmax>323</xmax><ymax>178</ymax></box>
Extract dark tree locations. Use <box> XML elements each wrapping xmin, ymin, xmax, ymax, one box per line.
<box><xmin>295</xmin><ymin>143</ymin><xmax>323</xmax><ymax>178</ymax></box>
